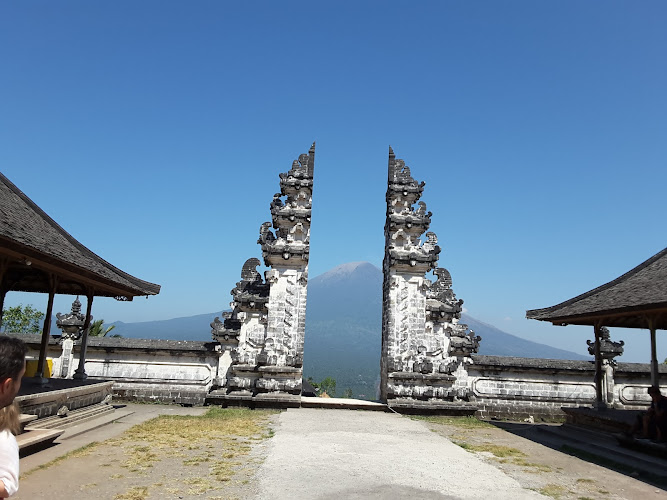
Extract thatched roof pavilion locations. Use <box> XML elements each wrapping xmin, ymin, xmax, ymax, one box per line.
<box><xmin>527</xmin><ymin>247</ymin><xmax>667</xmax><ymax>406</ymax></box>
<box><xmin>0</xmin><ymin>172</ymin><xmax>160</xmax><ymax>380</ymax></box>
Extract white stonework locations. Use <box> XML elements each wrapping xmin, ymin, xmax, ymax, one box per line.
<box><xmin>17</xmin><ymin>335</ymin><xmax>665</xmax><ymax>417</ymax></box>
<box><xmin>381</xmin><ymin>148</ymin><xmax>480</xmax><ymax>408</ymax></box>
<box><xmin>211</xmin><ymin>143</ymin><xmax>315</xmax><ymax>406</ymax></box>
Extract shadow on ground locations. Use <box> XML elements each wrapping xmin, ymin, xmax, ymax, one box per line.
<box><xmin>489</xmin><ymin>420</ymin><xmax>667</xmax><ymax>490</ymax></box>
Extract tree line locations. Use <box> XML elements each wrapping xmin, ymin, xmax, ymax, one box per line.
<box><xmin>0</xmin><ymin>304</ymin><xmax>119</xmax><ymax>337</ymax></box>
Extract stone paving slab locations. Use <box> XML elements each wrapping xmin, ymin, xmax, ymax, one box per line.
<box><xmin>254</xmin><ymin>408</ymin><xmax>546</xmax><ymax>500</ymax></box>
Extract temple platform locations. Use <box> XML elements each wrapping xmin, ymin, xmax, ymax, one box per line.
<box><xmin>15</xmin><ymin>377</ymin><xmax>117</xmax><ymax>454</ymax></box>
<box><xmin>17</xmin><ymin>377</ymin><xmax>114</xmax><ymax>418</ymax></box>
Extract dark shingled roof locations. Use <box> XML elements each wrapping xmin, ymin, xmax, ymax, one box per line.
<box><xmin>526</xmin><ymin>247</ymin><xmax>667</xmax><ymax>330</ymax></box>
<box><xmin>0</xmin><ymin>172</ymin><xmax>160</xmax><ymax>299</ymax></box>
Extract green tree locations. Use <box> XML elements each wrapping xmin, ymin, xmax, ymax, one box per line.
<box><xmin>88</xmin><ymin>319</ymin><xmax>120</xmax><ymax>337</ymax></box>
<box><xmin>1</xmin><ymin>304</ymin><xmax>44</xmax><ymax>334</ymax></box>
<box><xmin>342</xmin><ymin>388</ymin><xmax>353</xmax><ymax>399</ymax></box>
<box><xmin>318</xmin><ymin>376</ymin><xmax>336</xmax><ymax>397</ymax></box>
<box><xmin>306</xmin><ymin>376</ymin><xmax>320</xmax><ymax>392</ymax></box>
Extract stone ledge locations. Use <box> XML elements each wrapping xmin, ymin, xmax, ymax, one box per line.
<box><xmin>388</xmin><ymin>399</ymin><xmax>478</xmax><ymax>416</ymax></box>
<box><xmin>258</xmin><ymin>366</ymin><xmax>302</xmax><ymax>374</ymax></box>
<box><xmin>231</xmin><ymin>365</ymin><xmax>258</xmax><ymax>372</ymax></box>
<box><xmin>388</xmin><ymin>372</ymin><xmax>456</xmax><ymax>382</ymax></box>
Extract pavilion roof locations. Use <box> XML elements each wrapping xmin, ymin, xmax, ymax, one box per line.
<box><xmin>526</xmin><ymin>247</ymin><xmax>667</xmax><ymax>330</ymax></box>
<box><xmin>0</xmin><ymin>172</ymin><xmax>160</xmax><ymax>299</ymax></box>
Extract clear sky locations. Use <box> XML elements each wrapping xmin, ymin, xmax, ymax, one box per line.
<box><xmin>1</xmin><ymin>2</ymin><xmax>665</xmax><ymax>362</ymax></box>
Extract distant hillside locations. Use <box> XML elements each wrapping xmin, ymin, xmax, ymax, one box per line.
<box><xmin>106</xmin><ymin>261</ymin><xmax>587</xmax><ymax>399</ymax></box>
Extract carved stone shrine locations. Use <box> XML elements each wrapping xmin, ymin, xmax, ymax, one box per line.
<box><xmin>381</xmin><ymin>147</ymin><xmax>481</xmax><ymax>410</ymax></box>
<box><xmin>56</xmin><ymin>296</ymin><xmax>88</xmax><ymax>378</ymax></box>
<box><xmin>211</xmin><ymin>143</ymin><xmax>315</xmax><ymax>406</ymax></box>
<box><xmin>587</xmin><ymin>327</ymin><xmax>624</xmax><ymax>406</ymax></box>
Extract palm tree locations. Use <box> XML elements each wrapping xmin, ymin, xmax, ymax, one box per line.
<box><xmin>88</xmin><ymin>319</ymin><xmax>120</xmax><ymax>337</ymax></box>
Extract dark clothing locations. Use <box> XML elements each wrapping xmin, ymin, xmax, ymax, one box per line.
<box><xmin>647</xmin><ymin>396</ymin><xmax>667</xmax><ymax>440</ymax></box>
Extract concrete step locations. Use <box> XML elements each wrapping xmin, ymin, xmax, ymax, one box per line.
<box><xmin>57</xmin><ymin>408</ymin><xmax>135</xmax><ymax>441</ymax></box>
<box><xmin>17</xmin><ymin>428</ymin><xmax>64</xmax><ymax>451</ymax></box>
<box><xmin>19</xmin><ymin>414</ymin><xmax>38</xmax><ymax>430</ymax></box>
<box><xmin>300</xmin><ymin>396</ymin><xmax>388</xmax><ymax>411</ymax></box>
<box><xmin>25</xmin><ymin>403</ymin><xmax>114</xmax><ymax>430</ymax></box>
<box><xmin>536</xmin><ymin>423</ymin><xmax>667</xmax><ymax>480</ymax></box>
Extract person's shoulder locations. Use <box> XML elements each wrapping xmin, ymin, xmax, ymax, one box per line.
<box><xmin>0</xmin><ymin>429</ymin><xmax>16</xmax><ymax>443</ymax></box>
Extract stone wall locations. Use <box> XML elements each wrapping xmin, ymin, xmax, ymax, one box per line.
<box><xmin>17</xmin><ymin>335</ymin><xmax>665</xmax><ymax>416</ymax></box>
<box><xmin>469</xmin><ymin>355</ymin><xmax>667</xmax><ymax>420</ymax></box>
<box><xmin>21</xmin><ymin>335</ymin><xmax>223</xmax><ymax>406</ymax></box>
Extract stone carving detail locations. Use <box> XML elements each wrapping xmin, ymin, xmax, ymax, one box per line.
<box><xmin>213</xmin><ymin>143</ymin><xmax>315</xmax><ymax>404</ymax></box>
<box><xmin>381</xmin><ymin>147</ymin><xmax>480</xmax><ymax>407</ymax></box>
<box><xmin>56</xmin><ymin>296</ymin><xmax>87</xmax><ymax>340</ymax></box>
<box><xmin>587</xmin><ymin>327</ymin><xmax>624</xmax><ymax>363</ymax></box>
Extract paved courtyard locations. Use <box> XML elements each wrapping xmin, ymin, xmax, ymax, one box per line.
<box><xmin>16</xmin><ymin>404</ymin><xmax>667</xmax><ymax>499</ymax></box>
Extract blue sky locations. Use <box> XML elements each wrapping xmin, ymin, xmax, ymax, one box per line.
<box><xmin>1</xmin><ymin>2</ymin><xmax>665</xmax><ymax>362</ymax></box>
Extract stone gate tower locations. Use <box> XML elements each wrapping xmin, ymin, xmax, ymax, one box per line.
<box><xmin>381</xmin><ymin>147</ymin><xmax>481</xmax><ymax>410</ymax></box>
<box><xmin>211</xmin><ymin>143</ymin><xmax>315</xmax><ymax>406</ymax></box>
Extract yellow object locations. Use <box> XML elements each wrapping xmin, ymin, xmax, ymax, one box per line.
<box><xmin>25</xmin><ymin>359</ymin><xmax>52</xmax><ymax>378</ymax></box>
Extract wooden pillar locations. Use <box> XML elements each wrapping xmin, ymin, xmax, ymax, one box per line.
<box><xmin>36</xmin><ymin>274</ymin><xmax>58</xmax><ymax>381</ymax></box>
<box><xmin>0</xmin><ymin>258</ymin><xmax>8</xmax><ymax>331</ymax></box>
<box><xmin>593</xmin><ymin>323</ymin><xmax>605</xmax><ymax>410</ymax></box>
<box><xmin>73</xmin><ymin>291</ymin><xmax>94</xmax><ymax>380</ymax></box>
<box><xmin>0</xmin><ymin>288</ymin><xmax>6</xmax><ymax>331</ymax></box>
<box><xmin>648</xmin><ymin>316</ymin><xmax>659</xmax><ymax>387</ymax></box>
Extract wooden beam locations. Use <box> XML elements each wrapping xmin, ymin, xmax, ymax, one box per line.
<box><xmin>545</xmin><ymin>305</ymin><xmax>667</xmax><ymax>330</ymax></box>
<box><xmin>0</xmin><ymin>246</ymin><xmax>140</xmax><ymax>299</ymax></box>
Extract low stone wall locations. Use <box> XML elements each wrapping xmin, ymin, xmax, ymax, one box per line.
<box><xmin>15</xmin><ymin>336</ymin><xmax>666</xmax><ymax>416</ymax></box>
<box><xmin>469</xmin><ymin>355</ymin><xmax>666</xmax><ymax>420</ymax></box>
<box><xmin>17</xmin><ymin>380</ymin><xmax>114</xmax><ymax>418</ymax></box>
<box><xmin>19</xmin><ymin>335</ymin><xmax>228</xmax><ymax>406</ymax></box>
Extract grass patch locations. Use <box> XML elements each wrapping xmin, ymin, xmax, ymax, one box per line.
<box><xmin>576</xmin><ymin>478</ymin><xmax>595</xmax><ymax>484</ymax></box>
<box><xmin>456</xmin><ymin>440</ymin><xmax>553</xmax><ymax>471</ymax></box>
<box><xmin>538</xmin><ymin>483</ymin><xmax>566</xmax><ymax>499</ymax></box>
<box><xmin>183</xmin><ymin>455</ymin><xmax>211</xmax><ymax>466</ymax></box>
<box><xmin>122</xmin><ymin>445</ymin><xmax>158</xmax><ymax>471</ymax></box>
<box><xmin>114</xmin><ymin>407</ymin><xmax>274</xmax><ymax>450</ymax></box>
<box><xmin>113</xmin><ymin>407</ymin><xmax>275</xmax><ymax>488</ymax></box>
<box><xmin>411</xmin><ymin>415</ymin><xmax>492</xmax><ymax>429</ymax></box>
<box><xmin>184</xmin><ymin>476</ymin><xmax>216</xmax><ymax>495</ymax></box>
<box><xmin>512</xmin><ymin>457</ymin><xmax>552</xmax><ymax>472</ymax></box>
<box><xmin>455</xmin><ymin>441</ymin><xmax>525</xmax><ymax>458</ymax></box>
<box><xmin>114</xmin><ymin>486</ymin><xmax>149</xmax><ymax>500</ymax></box>
<box><xmin>24</xmin><ymin>407</ymin><xmax>275</xmax><ymax>498</ymax></box>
